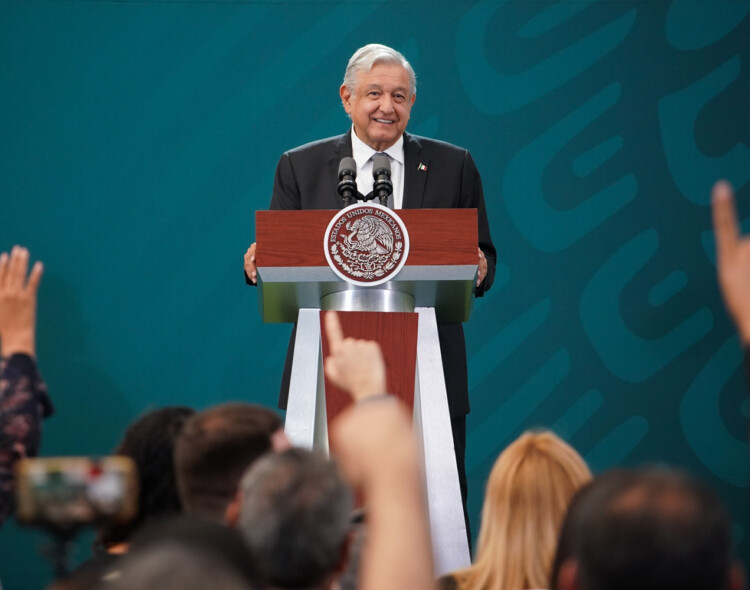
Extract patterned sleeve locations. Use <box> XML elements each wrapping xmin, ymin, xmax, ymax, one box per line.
<box><xmin>0</xmin><ymin>353</ymin><xmax>53</xmax><ymax>526</ymax></box>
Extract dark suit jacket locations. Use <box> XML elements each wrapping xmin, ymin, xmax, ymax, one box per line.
<box><xmin>268</xmin><ymin>130</ymin><xmax>496</xmax><ymax>417</ymax></box>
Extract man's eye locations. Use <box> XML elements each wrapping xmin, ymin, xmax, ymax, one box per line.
<box><xmin>368</xmin><ymin>91</ymin><xmax>380</xmax><ymax>97</ymax></box>
<box><xmin>394</xmin><ymin>94</ymin><xmax>405</xmax><ymax>102</ymax></box>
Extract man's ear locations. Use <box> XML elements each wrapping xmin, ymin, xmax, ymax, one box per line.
<box><xmin>554</xmin><ymin>560</ymin><xmax>581</xmax><ymax>590</ymax></box>
<box><xmin>224</xmin><ymin>488</ymin><xmax>243</xmax><ymax>527</ymax></box>
<box><xmin>340</xmin><ymin>84</ymin><xmax>352</xmax><ymax>114</ymax></box>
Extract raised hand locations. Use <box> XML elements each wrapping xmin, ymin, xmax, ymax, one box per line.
<box><xmin>0</xmin><ymin>246</ymin><xmax>43</xmax><ymax>357</ymax></box>
<box><xmin>712</xmin><ymin>181</ymin><xmax>750</xmax><ymax>342</ymax></box>
<box><xmin>323</xmin><ymin>311</ymin><xmax>387</xmax><ymax>401</ymax></box>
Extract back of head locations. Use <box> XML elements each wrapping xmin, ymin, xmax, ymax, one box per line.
<box><xmin>102</xmin><ymin>545</ymin><xmax>255</xmax><ymax>590</ymax></box>
<box><xmin>552</xmin><ymin>467</ymin><xmax>736</xmax><ymax>590</ymax></box>
<box><xmin>101</xmin><ymin>516</ymin><xmax>265</xmax><ymax>590</ymax></box>
<box><xmin>238</xmin><ymin>448</ymin><xmax>354</xmax><ymax>589</ymax></box>
<box><xmin>343</xmin><ymin>43</ymin><xmax>417</xmax><ymax>97</ymax></box>
<box><xmin>175</xmin><ymin>402</ymin><xmax>283</xmax><ymax>521</ymax></box>
<box><xmin>468</xmin><ymin>430</ymin><xmax>591</xmax><ymax>590</ymax></box>
<box><xmin>97</xmin><ymin>405</ymin><xmax>194</xmax><ymax>549</ymax></box>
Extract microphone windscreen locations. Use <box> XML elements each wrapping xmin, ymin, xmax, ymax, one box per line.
<box><xmin>338</xmin><ymin>157</ymin><xmax>357</xmax><ymax>179</ymax></box>
<box><xmin>372</xmin><ymin>154</ymin><xmax>391</xmax><ymax>177</ymax></box>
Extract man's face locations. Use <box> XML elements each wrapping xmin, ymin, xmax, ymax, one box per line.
<box><xmin>340</xmin><ymin>62</ymin><xmax>415</xmax><ymax>152</ymax></box>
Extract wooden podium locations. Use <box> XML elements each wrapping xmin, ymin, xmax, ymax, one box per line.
<box><xmin>255</xmin><ymin>208</ymin><xmax>478</xmax><ymax>574</ymax></box>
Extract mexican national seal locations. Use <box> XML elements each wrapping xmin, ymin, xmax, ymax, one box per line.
<box><xmin>324</xmin><ymin>202</ymin><xmax>410</xmax><ymax>287</ymax></box>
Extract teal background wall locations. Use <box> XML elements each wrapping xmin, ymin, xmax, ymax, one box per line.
<box><xmin>1</xmin><ymin>0</ymin><xmax>748</xmax><ymax>586</ymax></box>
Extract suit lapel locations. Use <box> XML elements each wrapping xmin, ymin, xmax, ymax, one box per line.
<box><xmin>402</xmin><ymin>132</ymin><xmax>428</xmax><ymax>209</ymax></box>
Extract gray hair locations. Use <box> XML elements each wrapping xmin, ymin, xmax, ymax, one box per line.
<box><xmin>343</xmin><ymin>43</ymin><xmax>417</xmax><ymax>97</ymax></box>
<box><xmin>238</xmin><ymin>448</ymin><xmax>354</xmax><ymax>589</ymax></box>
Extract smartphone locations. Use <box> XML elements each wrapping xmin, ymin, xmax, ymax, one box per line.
<box><xmin>14</xmin><ymin>456</ymin><xmax>138</xmax><ymax>528</ymax></box>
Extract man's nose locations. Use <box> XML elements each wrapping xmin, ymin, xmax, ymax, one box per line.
<box><xmin>379</xmin><ymin>94</ymin><xmax>395</xmax><ymax>113</ymax></box>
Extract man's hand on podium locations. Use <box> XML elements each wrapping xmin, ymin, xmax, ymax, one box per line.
<box><xmin>323</xmin><ymin>311</ymin><xmax>387</xmax><ymax>401</ymax></box>
<box><xmin>244</xmin><ymin>242</ymin><xmax>257</xmax><ymax>284</ymax></box>
<box><xmin>477</xmin><ymin>247</ymin><xmax>488</xmax><ymax>287</ymax></box>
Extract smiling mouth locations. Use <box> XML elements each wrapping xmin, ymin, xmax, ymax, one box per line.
<box><xmin>373</xmin><ymin>118</ymin><xmax>394</xmax><ymax>124</ymax></box>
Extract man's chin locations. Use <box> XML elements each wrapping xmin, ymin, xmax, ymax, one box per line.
<box><xmin>366</xmin><ymin>130</ymin><xmax>401</xmax><ymax>148</ymax></box>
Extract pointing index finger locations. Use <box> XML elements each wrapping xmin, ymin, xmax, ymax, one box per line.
<box><xmin>712</xmin><ymin>180</ymin><xmax>739</xmax><ymax>257</ymax></box>
<box><xmin>325</xmin><ymin>311</ymin><xmax>345</xmax><ymax>350</ymax></box>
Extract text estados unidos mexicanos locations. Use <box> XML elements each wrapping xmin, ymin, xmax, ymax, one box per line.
<box><xmin>329</xmin><ymin>208</ymin><xmax>402</xmax><ymax>242</ymax></box>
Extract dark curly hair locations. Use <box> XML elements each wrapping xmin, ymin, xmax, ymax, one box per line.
<box><xmin>96</xmin><ymin>406</ymin><xmax>195</xmax><ymax>551</ymax></box>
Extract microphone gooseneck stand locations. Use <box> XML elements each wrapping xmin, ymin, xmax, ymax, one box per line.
<box><xmin>337</xmin><ymin>155</ymin><xmax>394</xmax><ymax>208</ymax></box>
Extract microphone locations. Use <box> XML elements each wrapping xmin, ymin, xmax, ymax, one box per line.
<box><xmin>337</xmin><ymin>157</ymin><xmax>358</xmax><ymax>207</ymax></box>
<box><xmin>372</xmin><ymin>154</ymin><xmax>393</xmax><ymax>207</ymax></box>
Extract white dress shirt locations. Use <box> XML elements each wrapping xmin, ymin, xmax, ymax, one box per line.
<box><xmin>350</xmin><ymin>126</ymin><xmax>405</xmax><ymax>209</ymax></box>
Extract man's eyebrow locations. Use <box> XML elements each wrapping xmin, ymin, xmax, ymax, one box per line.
<box><xmin>363</xmin><ymin>83</ymin><xmax>409</xmax><ymax>94</ymax></box>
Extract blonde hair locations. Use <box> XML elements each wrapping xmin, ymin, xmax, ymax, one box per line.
<box><xmin>454</xmin><ymin>430</ymin><xmax>591</xmax><ymax>590</ymax></box>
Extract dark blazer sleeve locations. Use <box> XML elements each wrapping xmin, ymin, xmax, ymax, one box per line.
<box><xmin>245</xmin><ymin>151</ymin><xmax>305</xmax><ymax>284</ymax></box>
<box><xmin>270</xmin><ymin>152</ymin><xmax>303</xmax><ymax>211</ymax></box>
<box><xmin>404</xmin><ymin>135</ymin><xmax>497</xmax><ymax>299</ymax></box>
<box><xmin>461</xmin><ymin>150</ymin><xmax>496</xmax><ymax>297</ymax></box>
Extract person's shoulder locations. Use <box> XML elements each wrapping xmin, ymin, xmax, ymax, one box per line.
<box><xmin>284</xmin><ymin>134</ymin><xmax>346</xmax><ymax>156</ymax></box>
<box><xmin>406</xmin><ymin>133</ymin><xmax>470</xmax><ymax>156</ymax></box>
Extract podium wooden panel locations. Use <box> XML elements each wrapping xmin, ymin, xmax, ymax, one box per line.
<box><xmin>257</xmin><ymin>209</ymin><xmax>477</xmax><ymax>267</ymax></box>
<box><xmin>319</xmin><ymin>311</ymin><xmax>418</xmax><ymax>424</ymax></box>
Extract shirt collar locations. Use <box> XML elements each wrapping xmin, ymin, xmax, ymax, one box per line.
<box><xmin>350</xmin><ymin>126</ymin><xmax>405</xmax><ymax>166</ymax></box>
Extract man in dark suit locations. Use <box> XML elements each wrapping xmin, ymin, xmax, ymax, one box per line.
<box><xmin>245</xmin><ymin>44</ymin><xmax>497</xmax><ymax>529</ymax></box>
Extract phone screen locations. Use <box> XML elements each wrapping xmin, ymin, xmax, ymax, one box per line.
<box><xmin>15</xmin><ymin>457</ymin><xmax>138</xmax><ymax>528</ymax></box>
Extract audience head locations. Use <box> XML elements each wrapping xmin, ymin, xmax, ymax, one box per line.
<box><xmin>236</xmin><ymin>447</ymin><xmax>354</xmax><ymax>590</ymax></box>
<box><xmin>174</xmin><ymin>402</ymin><xmax>288</xmax><ymax>521</ymax></box>
<box><xmin>463</xmin><ymin>430</ymin><xmax>591</xmax><ymax>590</ymax></box>
<box><xmin>552</xmin><ymin>467</ymin><xmax>744</xmax><ymax>590</ymax></box>
<box><xmin>96</xmin><ymin>406</ymin><xmax>194</xmax><ymax>551</ymax></box>
<box><xmin>100</xmin><ymin>515</ymin><xmax>265</xmax><ymax>590</ymax></box>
